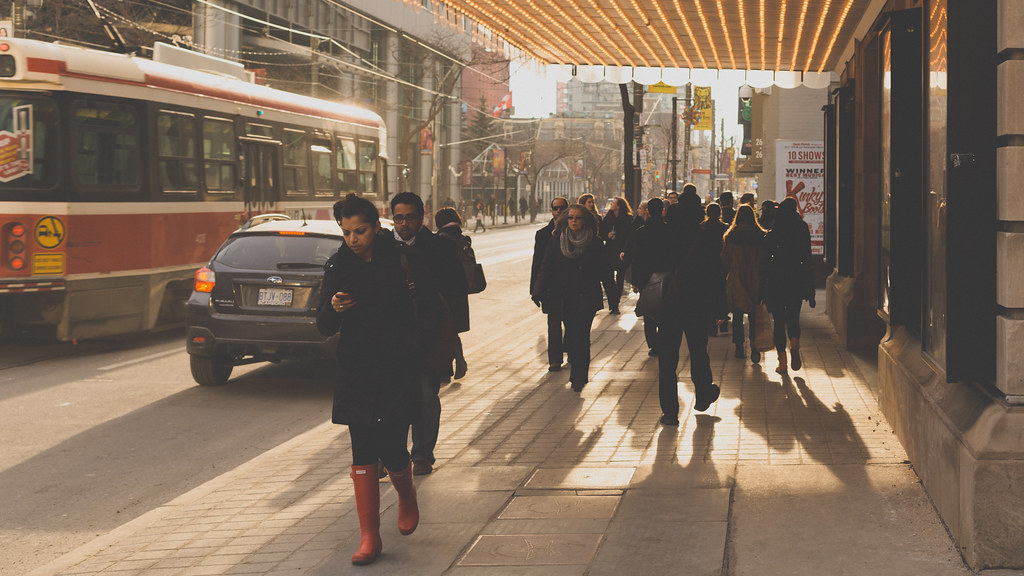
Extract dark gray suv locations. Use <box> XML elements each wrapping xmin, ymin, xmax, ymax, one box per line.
<box><xmin>185</xmin><ymin>217</ymin><xmax>348</xmax><ymax>386</ymax></box>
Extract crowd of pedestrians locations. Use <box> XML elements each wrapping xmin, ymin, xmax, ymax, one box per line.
<box><xmin>315</xmin><ymin>185</ymin><xmax>812</xmax><ymax>566</ymax></box>
<box><xmin>531</xmin><ymin>183</ymin><xmax>815</xmax><ymax>426</ymax></box>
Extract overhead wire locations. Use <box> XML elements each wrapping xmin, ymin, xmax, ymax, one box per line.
<box><xmin>70</xmin><ymin>0</ymin><xmax>525</xmax><ymax>123</ymax></box>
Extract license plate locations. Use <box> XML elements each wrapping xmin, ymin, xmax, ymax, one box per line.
<box><xmin>257</xmin><ymin>287</ymin><xmax>293</xmax><ymax>306</ymax></box>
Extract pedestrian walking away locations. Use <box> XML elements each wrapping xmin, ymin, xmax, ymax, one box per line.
<box><xmin>762</xmin><ymin>196</ymin><xmax>815</xmax><ymax>374</ymax></box>
<box><xmin>472</xmin><ymin>200</ymin><xmax>486</xmax><ymax>232</ymax></box>
<box><xmin>532</xmin><ymin>203</ymin><xmax>608</xmax><ymax>392</ymax></box>
<box><xmin>434</xmin><ymin>207</ymin><xmax>475</xmax><ymax>382</ymax></box>
<box><xmin>719</xmin><ymin>191</ymin><xmax>736</xmax><ymax>226</ymax></box>
<box><xmin>391</xmin><ymin>192</ymin><xmax>469</xmax><ymax>476</ymax></box>
<box><xmin>531</xmin><ymin>197</ymin><xmax>571</xmax><ymax>371</ymax></box>
<box><xmin>701</xmin><ymin>202</ymin><xmax>729</xmax><ymax>337</ymax></box>
<box><xmin>656</xmin><ymin>187</ymin><xmax>721</xmax><ymax>424</ymax></box>
<box><xmin>721</xmin><ymin>204</ymin><xmax>767</xmax><ymax>363</ymax></box>
<box><xmin>624</xmin><ymin>197</ymin><xmax>671</xmax><ymax>357</ymax></box>
<box><xmin>316</xmin><ymin>194</ymin><xmax>422</xmax><ymax>566</ymax></box>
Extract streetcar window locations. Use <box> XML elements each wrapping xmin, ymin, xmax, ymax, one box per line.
<box><xmin>157</xmin><ymin>111</ymin><xmax>198</xmax><ymax>193</ymax></box>
<box><xmin>72</xmin><ymin>101</ymin><xmax>140</xmax><ymax>190</ymax></box>
<box><xmin>336</xmin><ymin>136</ymin><xmax>357</xmax><ymax>194</ymax></box>
<box><xmin>358</xmin><ymin>140</ymin><xmax>377</xmax><ymax>196</ymax></box>
<box><xmin>337</xmin><ymin>137</ymin><xmax>356</xmax><ymax>170</ymax></box>
<box><xmin>283</xmin><ymin>129</ymin><xmax>309</xmax><ymax>196</ymax></box>
<box><xmin>203</xmin><ymin>118</ymin><xmax>236</xmax><ymax>193</ymax></box>
<box><xmin>0</xmin><ymin>96</ymin><xmax>59</xmax><ymax>192</ymax></box>
<box><xmin>246</xmin><ymin>123</ymin><xmax>273</xmax><ymax>138</ymax></box>
<box><xmin>311</xmin><ymin>138</ymin><xmax>333</xmax><ymax>195</ymax></box>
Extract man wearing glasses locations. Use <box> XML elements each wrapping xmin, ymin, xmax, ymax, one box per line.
<box><xmin>391</xmin><ymin>192</ymin><xmax>468</xmax><ymax>475</ymax></box>
<box><xmin>531</xmin><ymin>197</ymin><xmax>570</xmax><ymax>371</ymax></box>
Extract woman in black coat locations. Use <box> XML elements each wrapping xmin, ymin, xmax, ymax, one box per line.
<box><xmin>434</xmin><ymin>207</ymin><xmax>471</xmax><ymax>380</ymax></box>
<box><xmin>599</xmin><ymin>197</ymin><xmax>633</xmax><ymax>314</ymax></box>
<box><xmin>762</xmin><ymin>197</ymin><xmax>815</xmax><ymax>374</ymax></box>
<box><xmin>532</xmin><ymin>204</ymin><xmax>608</xmax><ymax>392</ymax></box>
<box><xmin>316</xmin><ymin>194</ymin><xmax>421</xmax><ymax>566</ymax></box>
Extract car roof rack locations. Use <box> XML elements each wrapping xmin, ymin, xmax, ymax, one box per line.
<box><xmin>240</xmin><ymin>213</ymin><xmax>290</xmax><ymax>229</ymax></box>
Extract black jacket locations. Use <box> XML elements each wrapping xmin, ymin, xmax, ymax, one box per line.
<box><xmin>532</xmin><ymin>229</ymin><xmax>608</xmax><ymax>316</ymax></box>
<box><xmin>666</xmin><ymin>204</ymin><xmax>722</xmax><ymax>320</ymax></box>
<box><xmin>531</xmin><ymin>219</ymin><xmax>556</xmax><ymax>301</ymax></box>
<box><xmin>316</xmin><ymin>235</ymin><xmax>419</xmax><ymax>426</ymax></box>
<box><xmin>436</xmin><ymin>224</ymin><xmax>472</xmax><ymax>333</ymax></box>
<box><xmin>411</xmin><ymin>226</ymin><xmax>468</xmax><ymax>309</ymax></box>
<box><xmin>762</xmin><ymin>216</ymin><xmax>814</xmax><ymax>307</ymax></box>
<box><xmin>626</xmin><ymin>216</ymin><xmax>673</xmax><ymax>290</ymax></box>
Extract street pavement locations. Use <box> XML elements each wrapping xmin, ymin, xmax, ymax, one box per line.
<box><xmin>25</xmin><ymin>245</ymin><xmax>987</xmax><ymax>575</ymax></box>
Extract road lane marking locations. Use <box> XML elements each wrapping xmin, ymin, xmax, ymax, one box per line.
<box><xmin>98</xmin><ymin>347</ymin><xmax>185</xmax><ymax>371</ymax></box>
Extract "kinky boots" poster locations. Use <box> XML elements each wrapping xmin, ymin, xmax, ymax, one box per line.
<box><xmin>775</xmin><ymin>140</ymin><xmax>824</xmax><ymax>255</ymax></box>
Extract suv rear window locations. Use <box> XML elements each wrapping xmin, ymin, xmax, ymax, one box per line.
<box><xmin>214</xmin><ymin>234</ymin><xmax>342</xmax><ymax>269</ymax></box>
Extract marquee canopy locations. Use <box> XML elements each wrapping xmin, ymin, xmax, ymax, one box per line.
<box><xmin>427</xmin><ymin>0</ymin><xmax>874</xmax><ymax>86</ymax></box>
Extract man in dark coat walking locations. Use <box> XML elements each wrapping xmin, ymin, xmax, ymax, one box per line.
<box><xmin>531</xmin><ymin>196</ymin><xmax>570</xmax><ymax>371</ymax></box>
<box><xmin>391</xmin><ymin>192</ymin><xmax>468</xmax><ymax>475</ymax></box>
<box><xmin>656</xmin><ymin>191</ymin><xmax>721</xmax><ymax>424</ymax></box>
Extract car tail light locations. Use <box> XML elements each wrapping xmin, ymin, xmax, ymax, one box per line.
<box><xmin>278</xmin><ymin>230</ymin><xmax>306</xmax><ymax>236</ymax></box>
<box><xmin>194</xmin><ymin>267</ymin><xmax>215</xmax><ymax>292</ymax></box>
<box><xmin>3</xmin><ymin>222</ymin><xmax>26</xmax><ymax>270</ymax></box>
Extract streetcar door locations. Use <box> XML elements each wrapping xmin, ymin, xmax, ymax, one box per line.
<box><xmin>241</xmin><ymin>138</ymin><xmax>280</xmax><ymax>218</ymax></box>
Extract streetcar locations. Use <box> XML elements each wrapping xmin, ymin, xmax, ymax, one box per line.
<box><xmin>0</xmin><ymin>39</ymin><xmax>388</xmax><ymax>341</ymax></box>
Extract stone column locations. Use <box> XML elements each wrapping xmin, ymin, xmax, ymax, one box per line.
<box><xmin>996</xmin><ymin>0</ymin><xmax>1024</xmax><ymax>401</ymax></box>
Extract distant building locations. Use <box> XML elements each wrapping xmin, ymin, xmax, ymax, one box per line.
<box><xmin>461</xmin><ymin>45</ymin><xmax>510</xmax><ymax>118</ymax></box>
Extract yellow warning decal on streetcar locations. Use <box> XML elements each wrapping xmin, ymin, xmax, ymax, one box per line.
<box><xmin>34</xmin><ymin>215</ymin><xmax>65</xmax><ymax>249</ymax></box>
<box><xmin>32</xmin><ymin>253</ymin><xmax>65</xmax><ymax>275</ymax></box>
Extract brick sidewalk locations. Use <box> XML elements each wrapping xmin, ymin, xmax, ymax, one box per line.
<box><xmin>31</xmin><ymin>291</ymin><xmax>970</xmax><ymax>576</ymax></box>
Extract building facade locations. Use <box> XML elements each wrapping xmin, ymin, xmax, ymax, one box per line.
<box><xmin>824</xmin><ymin>0</ymin><xmax>1023</xmax><ymax>568</ymax></box>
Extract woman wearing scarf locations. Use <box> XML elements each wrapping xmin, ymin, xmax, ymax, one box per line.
<box><xmin>532</xmin><ymin>204</ymin><xmax>608</xmax><ymax>392</ymax></box>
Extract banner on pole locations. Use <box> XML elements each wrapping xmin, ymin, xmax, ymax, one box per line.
<box><xmin>693</xmin><ymin>86</ymin><xmax>713</xmax><ymax>131</ymax></box>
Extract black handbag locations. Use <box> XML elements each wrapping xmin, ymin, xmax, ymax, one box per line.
<box><xmin>635</xmin><ymin>271</ymin><xmax>672</xmax><ymax>320</ymax></box>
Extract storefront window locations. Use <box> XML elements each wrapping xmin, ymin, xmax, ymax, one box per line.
<box><xmin>925</xmin><ymin>0</ymin><xmax>948</xmax><ymax>365</ymax></box>
<box><xmin>879</xmin><ymin>28</ymin><xmax>892</xmax><ymax>316</ymax></box>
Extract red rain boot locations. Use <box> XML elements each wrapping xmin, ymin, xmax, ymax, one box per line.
<box><xmin>350</xmin><ymin>465</ymin><xmax>382</xmax><ymax>565</ymax></box>
<box><xmin>388</xmin><ymin>460</ymin><xmax>420</xmax><ymax>535</ymax></box>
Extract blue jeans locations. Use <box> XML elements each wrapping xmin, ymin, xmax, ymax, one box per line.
<box><xmin>411</xmin><ymin>374</ymin><xmax>441</xmax><ymax>465</ymax></box>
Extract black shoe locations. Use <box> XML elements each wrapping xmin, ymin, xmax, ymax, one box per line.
<box><xmin>695</xmin><ymin>384</ymin><xmax>721</xmax><ymax>412</ymax></box>
<box><xmin>660</xmin><ymin>414</ymin><xmax>679</xmax><ymax>426</ymax></box>
<box><xmin>734</xmin><ymin>347</ymin><xmax>745</xmax><ymax>359</ymax></box>
<box><xmin>549</xmin><ymin>364</ymin><xmax>563</xmax><ymax>372</ymax></box>
<box><xmin>570</xmin><ymin>381</ymin><xmax>584</xmax><ymax>392</ymax></box>
<box><xmin>751</xmin><ymin>349</ymin><xmax>760</xmax><ymax>364</ymax></box>
<box><xmin>609</xmin><ymin>308</ymin><xmax>620</xmax><ymax>315</ymax></box>
<box><xmin>454</xmin><ymin>359</ymin><xmax>468</xmax><ymax>380</ymax></box>
<box><xmin>412</xmin><ymin>460</ymin><xmax>433</xmax><ymax>475</ymax></box>
<box><xmin>791</xmin><ymin>349</ymin><xmax>802</xmax><ymax>371</ymax></box>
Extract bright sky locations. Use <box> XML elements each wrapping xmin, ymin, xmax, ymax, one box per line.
<box><xmin>509</xmin><ymin>61</ymin><xmax>745</xmax><ymax>143</ymax></box>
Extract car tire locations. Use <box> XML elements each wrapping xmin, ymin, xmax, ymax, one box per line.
<box><xmin>190</xmin><ymin>354</ymin><xmax>233</xmax><ymax>386</ymax></box>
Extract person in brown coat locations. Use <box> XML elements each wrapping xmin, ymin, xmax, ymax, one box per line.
<box><xmin>721</xmin><ymin>204</ymin><xmax>766</xmax><ymax>363</ymax></box>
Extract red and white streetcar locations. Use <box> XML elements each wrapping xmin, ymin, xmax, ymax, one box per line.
<box><xmin>0</xmin><ymin>39</ymin><xmax>388</xmax><ymax>340</ymax></box>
